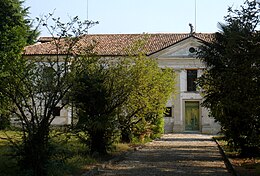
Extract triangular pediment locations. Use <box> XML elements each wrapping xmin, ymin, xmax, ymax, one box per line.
<box><xmin>151</xmin><ymin>37</ymin><xmax>203</xmax><ymax>58</ymax></box>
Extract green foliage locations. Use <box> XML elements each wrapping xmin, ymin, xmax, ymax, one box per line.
<box><xmin>72</xmin><ymin>56</ymin><xmax>135</xmax><ymax>154</ymax></box>
<box><xmin>46</xmin><ymin>131</ymin><xmax>95</xmax><ymax>176</ymax></box>
<box><xmin>198</xmin><ymin>0</ymin><xmax>260</xmax><ymax>154</ymax></box>
<box><xmin>0</xmin><ymin>0</ymin><xmax>39</xmax><ymax>171</ymax></box>
<box><xmin>0</xmin><ymin>131</ymin><xmax>20</xmax><ymax>176</ymax></box>
<box><xmin>150</xmin><ymin>113</ymin><xmax>164</xmax><ymax>139</ymax></box>
<box><xmin>0</xmin><ymin>0</ymin><xmax>29</xmax><ymax>54</ymax></box>
<box><xmin>119</xmin><ymin>56</ymin><xmax>175</xmax><ymax>142</ymax></box>
<box><xmin>72</xmin><ymin>39</ymin><xmax>175</xmax><ymax>153</ymax></box>
<box><xmin>0</xmin><ymin>10</ymin><xmax>98</xmax><ymax>175</ymax></box>
<box><xmin>0</xmin><ymin>0</ymin><xmax>38</xmax><ymax>76</ymax></box>
<box><xmin>0</xmin><ymin>114</ymin><xmax>11</xmax><ymax>130</ymax></box>
<box><xmin>0</xmin><ymin>0</ymin><xmax>38</xmax><ymax>130</ymax></box>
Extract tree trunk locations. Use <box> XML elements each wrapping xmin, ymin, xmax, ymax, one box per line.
<box><xmin>121</xmin><ymin>128</ymin><xmax>131</xmax><ymax>143</ymax></box>
<box><xmin>90</xmin><ymin>130</ymin><xmax>107</xmax><ymax>155</ymax></box>
<box><xmin>20</xmin><ymin>126</ymin><xmax>50</xmax><ymax>176</ymax></box>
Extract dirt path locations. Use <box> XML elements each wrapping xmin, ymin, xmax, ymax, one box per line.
<box><xmin>95</xmin><ymin>134</ymin><xmax>232</xmax><ymax>176</ymax></box>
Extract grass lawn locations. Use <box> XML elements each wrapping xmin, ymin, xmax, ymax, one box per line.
<box><xmin>215</xmin><ymin>136</ymin><xmax>260</xmax><ymax>176</ymax></box>
<box><xmin>0</xmin><ymin>130</ymin><xmax>21</xmax><ymax>176</ymax></box>
<box><xmin>0</xmin><ymin>130</ymin><xmax>97</xmax><ymax>176</ymax></box>
<box><xmin>0</xmin><ymin>130</ymin><xmax>135</xmax><ymax>176</ymax></box>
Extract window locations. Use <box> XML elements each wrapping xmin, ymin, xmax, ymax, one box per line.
<box><xmin>42</xmin><ymin>66</ymin><xmax>55</xmax><ymax>88</ymax></box>
<box><xmin>164</xmin><ymin>107</ymin><xmax>172</xmax><ymax>117</ymax></box>
<box><xmin>189</xmin><ymin>47</ymin><xmax>196</xmax><ymax>53</ymax></box>
<box><xmin>187</xmin><ymin>70</ymin><xmax>197</xmax><ymax>91</ymax></box>
<box><xmin>53</xmin><ymin>107</ymin><xmax>61</xmax><ymax>116</ymax></box>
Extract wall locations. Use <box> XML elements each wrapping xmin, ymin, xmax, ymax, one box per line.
<box><xmin>153</xmin><ymin>37</ymin><xmax>220</xmax><ymax>134</ymax></box>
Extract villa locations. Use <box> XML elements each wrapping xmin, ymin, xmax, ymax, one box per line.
<box><xmin>24</xmin><ymin>31</ymin><xmax>220</xmax><ymax>134</ymax></box>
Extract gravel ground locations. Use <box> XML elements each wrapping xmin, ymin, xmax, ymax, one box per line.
<box><xmin>95</xmin><ymin>134</ymin><xmax>232</xmax><ymax>176</ymax></box>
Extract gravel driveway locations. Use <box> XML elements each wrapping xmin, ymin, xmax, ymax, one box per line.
<box><xmin>95</xmin><ymin>134</ymin><xmax>232</xmax><ymax>176</ymax></box>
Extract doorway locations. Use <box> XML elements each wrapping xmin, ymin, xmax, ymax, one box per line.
<box><xmin>185</xmin><ymin>101</ymin><xmax>200</xmax><ymax>131</ymax></box>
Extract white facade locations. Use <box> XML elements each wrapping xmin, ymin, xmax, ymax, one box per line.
<box><xmin>26</xmin><ymin>35</ymin><xmax>220</xmax><ymax>134</ymax></box>
<box><xmin>51</xmin><ymin>107</ymin><xmax>72</xmax><ymax>125</ymax></box>
<box><xmin>151</xmin><ymin>37</ymin><xmax>220</xmax><ymax>134</ymax></box>
<box><xmin>53</xmin><ymin>36</ymin><xmax>221</xmax><ymax>134</ymax></box>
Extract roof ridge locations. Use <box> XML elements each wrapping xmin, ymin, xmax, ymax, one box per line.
<box><xmin>39</xmin><ymin>32</ymin><xmax>214</xmax><ymax>37</ymax></box>
<box><xmin>25</xmin><ymin>33</ymin><xmax>215</xmax><ymax>56</ymax></box>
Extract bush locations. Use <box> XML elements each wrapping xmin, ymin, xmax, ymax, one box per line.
<box><xmin>0</xmin><ymin>115</ymin><xmax>10</xmax><ymax>130</ymax></box>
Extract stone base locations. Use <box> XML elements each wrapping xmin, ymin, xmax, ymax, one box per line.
<box><xmin>164</xmin><ymin>117</ymin><xmax>174</xmax><ymax>133</ymax></box>
<box><xmin>172</xmin><ymin>124</ymin><xmax>184</xmax><ymax>133</ymax></box>
<box><xmin>164</xmin><ymin>119</ymin><xmax>221</xmax><ymax>135</ymax></box>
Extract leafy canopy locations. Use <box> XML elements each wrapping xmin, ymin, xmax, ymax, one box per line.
<box><xmin>198</xmin><ymin>0</ymin><xmax>260</xmax><ymax>153</ymax></box>
<box><xmin>72</xmin><ymin>39</ymin><xmax>175</xmax><ymax>154</ymax></box>
<box><xmin>0</xmin><ymin>0</ymin><xmax>38</xmax><ymax>129</ymax></box>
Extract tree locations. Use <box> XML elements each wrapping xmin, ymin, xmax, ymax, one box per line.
<box><xmin>0</xmin><ymin>10</ymin><xmax>98</xmax><ymax>174</ymax></box>
<box><xmin>197</xmin><ymin>0</ymin><xmax>260</xmax><ymax>154</ymax></box>
<box><xmin>118</xmin><ymin>55</ymin><xmax>175</xmax><ymax>143</ymax></box>
<box><xmin>72</xmin><ymin>56</ymin><xmax>139</xmax><ymax>154</ymax></box>
<box><xmin>72</xmin><ymin>40</ymin><xmax>175</xmax><ymax>154</ymax></box>
<box><xmin>0</xmin><ymin>0</ymin><xmax>38</xmax><ymax>130</ymax></box>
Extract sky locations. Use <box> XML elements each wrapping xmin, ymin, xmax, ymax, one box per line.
<box><xmin>24</xmin><ymin>0</ymin><xmax>247</xmax><ymax>36</ymax></box>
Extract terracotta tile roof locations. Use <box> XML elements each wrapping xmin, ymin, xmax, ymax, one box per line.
<box><xmin>24</xmin><ymin>33</ymin><xmax>215</xmax><ymax>56</ymax></box>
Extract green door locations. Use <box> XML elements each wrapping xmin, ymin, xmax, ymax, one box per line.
<box><xmin>185</xmin><ymin>101</ymin><xmax>200</xmax><ymax>131</ymax></box>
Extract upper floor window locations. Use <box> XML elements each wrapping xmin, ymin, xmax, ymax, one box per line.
<box><xmin>187</xmin><ymin>70</ymin><xmax>197</xmax><ymax>91</ymax></box>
